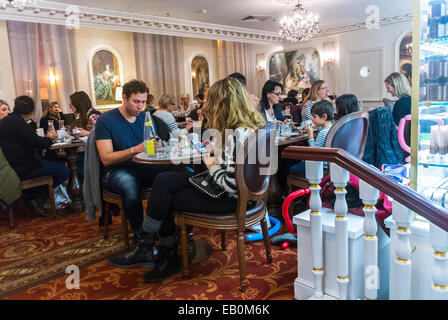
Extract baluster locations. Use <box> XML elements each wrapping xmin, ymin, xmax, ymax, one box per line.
<box><xmin>359</xmin><ymin>179</ymin><xmax>380</xmax><ymax>300</ymax></box>
<box><xmin>306</xmin><ymin>160</ymin><xmax>324</xmax><ymax>298</ymax></box>
<box><xmin>390</xmin><ymin>200</ymin><xmax>413</xmax><ymax>300</ymax></box>
<box><xmin>330</xmin><ymin>163</ymin><xmax>350</xmax><ymax>300</ymax></box>
<box><xmin>430</xmin><ymin>223</ymin><xmax>448</xmax><ymax>300</ymax></box>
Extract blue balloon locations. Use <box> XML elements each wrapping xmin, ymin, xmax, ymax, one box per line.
<box><xmin>245</xmin><ymin>216</ymin><xmax>282</xmax><ymax>241</ymax></box>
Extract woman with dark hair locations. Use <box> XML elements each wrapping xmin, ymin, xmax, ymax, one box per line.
<box><xmin>0</xmin><ymin>96</ymin><xmax>69</xmax><ymax>216</ymax></box>
<box><xmin>69</xmin><ymin>91</ymin><xmax>101</xmax><ymax>136</ymax></box>
<box><xmin>335</xmin><ymin>94</ymin><xmax>360</xmax><ymax>120</ymax></box>
<box><xmin>40</xmin><ymin>101</ymin><xmax>64</xmax><ymax>132</ymax></box>
<box><xmin>259</xmin><ymin>80</ymin><xmax>287</xmax><ymax>123</ymax></box>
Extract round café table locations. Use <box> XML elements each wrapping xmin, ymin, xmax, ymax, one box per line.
<box><xmin>50</xmin><ymin>139</ymin><xmax>86</xmax><ymax>213</ymax></box>
<box><xmin>132</xmin><ymin>149</ymin><xmax>212</xmax><ymax>265</ymax></box>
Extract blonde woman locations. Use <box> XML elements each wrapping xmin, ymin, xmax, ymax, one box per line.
<box><xmin>301</xmin><ymin>80</ymin><xmax>329</xmax><ymax>122</ymax></box>
<box><xmin>132</xmin><ymin>77</ymin><xmax>266</xmax><ymax>283</ymax></box>
<box><xmin>0</xmin><ymin>100</ymin><xmax>10</xmax><ymax>120</ymax></box>
<box><xmin>153</xmin><ymin>94</ymin><xmax>193</xmax><ymax>135</ymax></box>
<box><xmin>385</xmin><ymin>72</ymin><xmax>412</xmax><ymax>126</ymax></box>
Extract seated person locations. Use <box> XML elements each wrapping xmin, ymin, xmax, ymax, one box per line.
<box><xmin>0</xmin><ymin>100</ymin><xmax>11</xmax><ymax>120</ymax></box>
<box><xmin>95</xmin><ymin>80</ymin><xmax>170</xmax><ymax>269</ymax></box>
<box><xmin>40</xmin><ymin>101</ymin><xmax>64</xmax><ymax>133</ymax></box>
<box><xmin>0</xmin><ymin>96</ymin><xmax>69</xmax><ymax>216</ymax></box>
<box><xmin>335</xmin><ymin>94</ymin><xmax>360</xmax><ymax>120</ymax></box>
<box><xmin>259</xmin><ymin>80</ymin><xmax>289</xmax><ymax>123</ymax></box>
<box><xmin>144</xmin><ymin>94</ymin><xmax>156</xmax><ymax>112</ymax></box>
<box><xmin>134</xmin><ymin>77</ymin><xmax>266</xmax><ymax>283</ymax></box>
<box><xmin>195</xmin><ymin>94</ymin><xmax>205</xmax><ymax>107</ymax></box>
<box><xmin>282</xmin><ymin>89</ymin><xmax>299</xmax><ymax>106</ymax></box>
<box><xmin>153</xmin><ymin>94</ymin><xmax>193</xmax><ymax>136</ymax></box>
<box><xmin>384</xmin><ymin>72</ymin><xmax>411</xmax><ymax>126</ymax></box>
<box><xmin>289</xmin><ymin>100</ymin><xmax>334</xmax><ymax>174</ymax></box>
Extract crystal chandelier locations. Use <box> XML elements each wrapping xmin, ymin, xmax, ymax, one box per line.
<box><xmin>279</xmin><ymin>0</ymin><xmax>319</xmax><ymax>42</ymax></box>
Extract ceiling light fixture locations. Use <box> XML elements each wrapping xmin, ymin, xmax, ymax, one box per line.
<box><xmin>279</xmin><ymin>0</ymin><xmax>319</xmax><ymax>42</ymax></box>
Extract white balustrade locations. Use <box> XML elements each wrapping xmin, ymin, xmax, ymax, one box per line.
<box><xmin>330</xmin><ymin>163</ymin><xmax>350</xmax><ymax>299</ymax></box>
<box><xmin>390</xmin><ymin>200</ymin><xmax>413</xmax><ymax>300</ymax></box>
<box><xmin>359</xmin><ymin>179</ymin><xmax>380</xmax><ymax>300</ymax></box>
<box><xmin>430</xmin><ymin>223</ymin><xmax>448</xmax><ymax>299</ymax></box>
<box><xmin>305</xmin><ymin>160</ymin><xmax>324</xmax><ymax>298</ymax></box>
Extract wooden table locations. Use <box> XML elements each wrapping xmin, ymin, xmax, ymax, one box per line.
<box><xmin>50</xmin><ymin>139</ymin><xmax>86</xmax><ymax>213</ymax></box>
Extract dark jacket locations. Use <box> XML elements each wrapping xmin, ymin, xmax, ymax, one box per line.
<box><xmin>363</xmin><ymin>107</ymin><xmax>403</xmax><ymax>169</ymax></box>
<box><xmin>0</xmin><ymin>112</ymin><xmax>52</xmax><ymax>177</ymax></box>
<box><xmin>392</xmin><ymin>96</ymin><xmax>411</xmax><ymax>126</ymax></box>
<box><xmin>259</xmin><ymin>100</ymin><xmax>285</xmax><ymax>122</ymax></box>
<box><xmin>40</xmin><ymin>112</ymin><xmax>64</xmax><ymax>132</ymax></box>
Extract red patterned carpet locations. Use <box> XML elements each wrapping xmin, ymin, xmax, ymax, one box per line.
<box><xmin>1</xmin><ymin>205</ymin><xmax>298</xmax><ymax>300</ymax></box>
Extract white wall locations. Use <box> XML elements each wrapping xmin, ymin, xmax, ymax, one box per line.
<box><xmin>253</xmin><ymin>21</ymin><xmax>412</xmax><ymax>103</ymax></box>
<box><xmin>182</xmin><ymin>37</ymin><xmax>218</xmax><ymax>100</ymax></box>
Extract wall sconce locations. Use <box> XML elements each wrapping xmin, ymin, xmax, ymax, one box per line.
<box><xmin>256</xmin><ymin>64</ymin><xmax>265</xmax><ymax>73</ymax></box>
<box><xmin>48</xmin><ymin>67</ymin><xmax>60</xmax><ymax>86</ymax></box>
<box><xmin>322</xmin><ymin>41</ymin><xmax>336</xmax><ymax>69</ymax></box>
<box><xmin>192</xmin><ymin>71</ymin><xmax>196</xmax><ymax>79</ymax></box>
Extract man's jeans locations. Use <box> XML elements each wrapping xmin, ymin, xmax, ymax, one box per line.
<box><xmin>104</xmin><ymin>165</ymin><xmax>167</xmax><ymax>232</ymax></box>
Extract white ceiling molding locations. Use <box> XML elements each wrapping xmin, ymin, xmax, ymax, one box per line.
<box><xmin>0</xmin><ymin>1</ymin><xmax>412</xmax><ymax>44</ymax></box>
<box><xmin>0</xmin><ymin>1</ymin><xmax>284</xmax><ymax>44</ymax></box>
<box><xmin>313</xmin><ymin>13</ymin><xmax>413</xmax><ymax>38</ymax></box>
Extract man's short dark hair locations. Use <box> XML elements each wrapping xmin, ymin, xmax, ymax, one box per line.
<box><xmin>123</xmin><ymin>80</ymin><xmax>149</xmax><ymax>99</ymax></box>
<box><xmin>311</xmin><ymin>100</ymin><xmax>334</xmax><ymax>121</ymax></box>
<box><xmin>14</xmin><ymin>95</ymin><xmax>35</xmax><ymax>115</ymax></box>
<box><xmin>195</xmin><ymin>94</ymin><xmax>204</xmax><ymax>100</ymax></box>
<box><xmin>228</xmin><ymin>72</ymin><xmax>247</xmax><ymax>87</ymax></box>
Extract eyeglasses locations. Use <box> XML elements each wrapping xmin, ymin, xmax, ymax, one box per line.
<box><xmin>270</xmin><ymin>92</ymin><xmax>281</xmax><ymax>97</ymax></box>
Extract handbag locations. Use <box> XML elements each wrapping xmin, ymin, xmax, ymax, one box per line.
<box><xmin>188</xmin><ymin>170</ymin><xmax>227</xmax><ymax>199</ymax></box>
<box><xmin>54</xmin><ymin>182</ymin><xmax>72</xmax><ymax>209</ymax></box>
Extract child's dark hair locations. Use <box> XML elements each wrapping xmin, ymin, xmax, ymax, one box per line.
<box><xmin>311</xmin><ymin>100</ymin><xmax>334</xmax><ymax>121</ymax></box>
<box><xmin>335</xmin><ymin>94</ymin><xmax>359</xmax><ymax>120</ymax></box>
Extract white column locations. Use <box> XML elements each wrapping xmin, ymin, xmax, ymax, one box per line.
<box><xmin>430</xmin><ymin>223</ymin><xmax>448</xmax><ymax>300</ymax></box>
<box><xmin>330</xmin><ymin>163</ymin><xmax>350</xmax><ymax>300</ymax></box>
<box><xmin>306</xmin><ymin>161</ymin><xmax>324</xmax><ymax>298</ymax></box>
<box><xmin>390</xmin><ymin>200</ymin><xmax>413</xmax><ymax>300</ymax></box>
<box><xmin>359</xmin><ymin>179</ymin><xmax>380</xmax><ymax>300</ymax></box>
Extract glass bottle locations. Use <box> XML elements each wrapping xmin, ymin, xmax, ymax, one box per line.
<box><xmin>144</xmin><ymin>111</ymin><xmax>157</xmax><ymax>155</ymax></box>
<box><xmin>48</xmin><ymin>120</ymin><xmax>55</xmax><ymax>132</ymax></box>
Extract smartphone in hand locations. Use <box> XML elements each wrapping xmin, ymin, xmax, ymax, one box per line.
<box><xmin>192</xmin><ymin>141</ymin><xmax>207</xmax><ymax>153</ymax></box>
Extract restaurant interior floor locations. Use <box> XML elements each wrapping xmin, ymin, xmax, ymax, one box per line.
<box><xmin>0</xmin><ymin>198</ymin><xmax>304</xmax><ymax>299</ymax></box>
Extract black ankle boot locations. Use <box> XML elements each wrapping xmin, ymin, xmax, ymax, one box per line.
<box><xmin>144</xmin><ymin>244</ymin><xmax>181</xmax><ymax>283</ymax></box>
<box><xmin>109</xmin><ymin>230</ymin><xmax>158</xmax><ymax>269</ymax></box>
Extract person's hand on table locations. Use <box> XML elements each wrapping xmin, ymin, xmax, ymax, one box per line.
<box><xmin>203</xmin><ymin>152</ymin><xmax>216</xmax><ymax>169</ymax></box>
<box><xmin>46</xmin><ymin>130</ymin><xmax>57</xmax><ymax>141</ymax></box>
<box><xmin>79</xmin><ymin>128</ymin><xmax>90</xmax><ymax>137</ymax></box>
<box><xmin>305</xmin><ymin>124</ymin><xmax>313</xmax><ymax>137</ymax></box>
<box><xmin>156</xmin><ymin>138</ymin><xmax>163</xmax><ymax>148</ymax></box>
<box><xmin>185</xmin><ymin>120</ymin><xmax>194</xmax><ymax>131</ymax></box>
<box><xmin>132</xmin><ymin>142</ymin><xmax>145</xmax><ymax>155</ymax></box>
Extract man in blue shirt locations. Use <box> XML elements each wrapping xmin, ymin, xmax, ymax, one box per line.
<box><xmin>95</xmin><ymin>79</ymin><xmax>169</xmax><ymax>269</ymax></box>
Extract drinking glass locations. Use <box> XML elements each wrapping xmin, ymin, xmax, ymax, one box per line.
<box><xmin>58</xmin><ymin>120</ymin><xmax>65</xmax><ymax>130</ymax></box>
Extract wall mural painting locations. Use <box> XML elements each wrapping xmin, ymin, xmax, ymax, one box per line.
<box><xmin>92</xmin><ymin>50</ymin><xmax>122</xmax><ymax>105</ymax></box>
<box><xmin>269</xmin><ymin>48</ymin><xmax>320</xmax><ymax>94</ymax></box>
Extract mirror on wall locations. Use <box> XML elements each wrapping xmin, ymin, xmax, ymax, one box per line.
<box><xmin>399</xmin><ymin>32</ymin><xmax>412</xmax><ymax>73</ymax></box>
<box><xmin>191</xmin><ymin>55</ymin><xmax>210</xmax><ymax>98</ymax></box>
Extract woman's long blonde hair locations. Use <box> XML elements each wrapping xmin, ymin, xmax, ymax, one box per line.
<box><xmin>309</xmin><ymin>80</ymin><xmax>325</xmax><ymax>102</ymax></box>
<box><xmin>385</xmin><ymin>72</ymin><xmax>411</xmax><ymax>98</ymax></box>
<box><xmin>202</xmin><ymin>77</ymin><xmax>266</xmax><ymax>144</ymax></box>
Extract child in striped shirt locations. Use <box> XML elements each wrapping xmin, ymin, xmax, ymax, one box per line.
<box><xmin>289</xmin><ymin>100</ymin><xmax>334</xmax><ymax>174</ymax></box>
<box><xmin>305</xmin><ymin>100</ymin><xmax>334</xmax><ymax>149</ymax></box>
